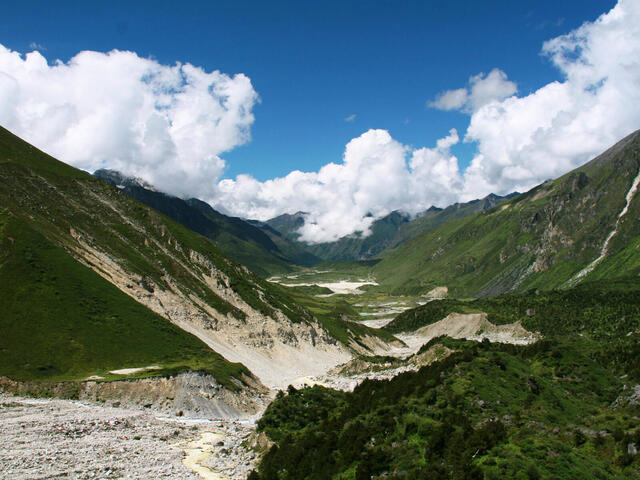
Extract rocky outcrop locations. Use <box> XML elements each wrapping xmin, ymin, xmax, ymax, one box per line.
<box><xmin>0</xmin><ymin>372</ymin><xmax>269</xmax><ymax>419</ymax></box>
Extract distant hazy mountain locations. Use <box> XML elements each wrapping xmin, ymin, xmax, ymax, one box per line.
<box><xmin>260</xmin><ymin>194</ymin><xmax>515</xmax><ymax>262</ymax></box>
<box><xmin>94</xmin><ymin>169</ymin><xmax>315</xmax><ymax>276</ymax></box>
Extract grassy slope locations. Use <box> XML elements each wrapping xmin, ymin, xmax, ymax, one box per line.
<box><xmin>0</xmin><ymin>212</ymin><xmax>248</xmax><ymax>387</ymax></box>
<box><xmin>373</xmin><ymin>131</ymin><xmax>640</xmax><ymax>296</ymax></box>
<box><xmin>0</xmin><ymin>126</ymin><xmax>317</xmax><ymax>325</ymax></box>
<box><xmin>251</xmin><ymin>279</ymin><xmax>640</xmax><ymax>479</ymax></box>
<box><xmin>0</xmin><ymin>126</ymin><xmax>392</xmax><ymax>381</ymax></box>
<box><xmin>103</xmin><ymin>181</ymin><xmax>298</xmax><ymax>277</ymax></box>
<box><xmin>385</xmin><ymin>193</ymin><xmax>514</xmax><ymax>252</ymax></box>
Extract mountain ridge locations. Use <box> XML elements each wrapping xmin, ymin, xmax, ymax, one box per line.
<box><xmin>372</xmin><ymin>129</ymin><xmax>640</xmax><ymax>296</ymax></box>
<box><xmin>0</xmin><ymin>126</ymin><xmax>355</xmax><ymax>389</ymax></box>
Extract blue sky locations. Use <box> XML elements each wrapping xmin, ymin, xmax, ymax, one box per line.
<box><xmin>0</xmin><ymin>0</ymin><xmax>615</xmax><ymax>180</ymax></box>
<box><xmin>3</xmin><ymin>0</ymin><xmax>638</xmax><ymax>242</ymax></box>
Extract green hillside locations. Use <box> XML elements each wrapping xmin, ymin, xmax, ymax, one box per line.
<box><xmin>0</xmin><ymin>126</ymin><xmax>393</xmax><ymax>386</ymax></box>
<box><xmin>0</xmin><ymin>211</ymin><xmax>248</xmax><ymax>387</ymax></box>
<box><xmin>94</xmin><ymin>169</ymin><xmax>309</xmax><ymax>276</ymax></box>
<box><xmin>373</xmin><ymin>130</ymin><xmax>640</xmax><ymax>296</ymax></box>
<box><xmin>0</xmin><ymin>126</ymin><xmax>315</xmax><ymax>326</ymax></box>
<box><xmin>250</xmin><ymin>278</ymin><xmax>640</xmax><ymax>479</ymax></box>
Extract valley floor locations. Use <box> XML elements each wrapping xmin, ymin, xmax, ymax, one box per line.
<box><xmin>0</xmin><ymin>395</ymin><xmax>260</xmax><ymax>480</ymax></box>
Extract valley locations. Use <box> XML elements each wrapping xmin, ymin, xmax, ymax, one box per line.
<box><xmin>1</xmin><ymin>126</ymin><xmax>640</xmax><ymax>479</ymax></box>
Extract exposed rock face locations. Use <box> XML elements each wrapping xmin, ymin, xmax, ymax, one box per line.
<box><xmin>396</xmin><ymin>312</ymin><xmax>539</xmax><ymax>352</ymax></box>
<box><xmin>1</xmin><ymin>372</ymin><xmax>268</xmax><ymax>419</ymax></box>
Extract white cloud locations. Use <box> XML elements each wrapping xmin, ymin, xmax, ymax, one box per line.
<box><xmin>218</xmin><ymin>0</ymin><xmax>640</xmax><ymax>243</ymax></box>
<box><xmin>2</xmin><ymin>0</ymin><xmax>639</xmax><ymax>246</ymax></box>
<box><xmin>429</xmin><ymin>88</ymin><xmax>468</xmax><ymax>111</ymax></box>
<box><xmin>429</xmin><ymin>69</ymin><xmax>517</xmax><ymax>113</ymax></box>
<box><xmin>461</xmin><ymin>0</ymin><xmax>640</xmax><ymax>199</ymax></box>
<box><xmin>216</xmin><ymin>128</ymin><xmax>463</xmax><ymax>243</ymax></box>
<box><xmin>0</xmin><ymin>45</ymin><xmax>258</xmax><ymax>199</ymax></box>
<box><xmin>344</xmin><ymin>113</ymin><xmax>357</xmax><ymax>122</ymax></box>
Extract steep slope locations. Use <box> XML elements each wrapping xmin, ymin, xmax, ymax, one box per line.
<box><xmin>0</xmin><ymin>212</ymin><xmax>249</xmax><ymax>388</ymax></box>
<box><xmin>93</xmin><ymin>169</ymin><xmax>299</xmax><ymax>276</ymax></box>
<box><xmin>0</xmin><ymin>126</ymin><xmax>351</xmax><ymax>388</ymax></box>
<box><xmin>374</xmin><ymin>130</ymin><xmax>640</xmax><ymax>296</ymax></box>
<box><xmin>386</xmin><ymin>192</ymin><xmax>517</xmax><ymax>251</ymax></box>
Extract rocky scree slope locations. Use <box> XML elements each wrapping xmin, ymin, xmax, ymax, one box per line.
<box><xmin>0</xmin><ymin>126</ymin><xmax>351</xmax><ymax>390</ymax></box>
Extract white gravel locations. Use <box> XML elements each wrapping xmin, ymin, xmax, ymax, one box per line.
<box><xmin>0</xmin><ymin>395</ymin><xmax>259</xmax><ymax>480</ymax></box>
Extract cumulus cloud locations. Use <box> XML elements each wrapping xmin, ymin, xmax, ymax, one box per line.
<box><xmin>218</xmin><ymin>0</ymin><xmax>640</xmax><ymax>243</ymax></box>
<box><xmin>0</xmin><ymin>45</ymin><xmax>258</xmax><ymax>199</ymax></box>
<box><xmin>2</xmin><ymin>0</ymin><xmax>639</xmax><ymax>245</ymax></box>
<box><xmin>216</xmin><ymin>128</ymin><xmax>463</xmax><ymax>243</ymax></box>
<box><xmin>461</xmin><ymin>0</ymin><xmax>640</xmax><ymax>199</ymax></box>
<box><xmin>429</xmin><ymin>69</ymin><xmax>517</xmax><ymax>113</ymax></box>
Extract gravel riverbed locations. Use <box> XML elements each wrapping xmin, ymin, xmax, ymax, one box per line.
<box><xmin>0</xmin><ymin>395</ymin><xmax>259</xmax><ymax>479</ymax></box>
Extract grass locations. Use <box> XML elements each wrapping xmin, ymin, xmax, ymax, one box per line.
<box><xmin>0</xmin><ymin>213</ymin><xmax>249</xmax><ymax>388</ymax></box>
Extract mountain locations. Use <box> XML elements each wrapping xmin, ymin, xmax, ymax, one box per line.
<box><xmin>373</xmin><ymin>129</ymin><xmax>640</xmax><ymax>296</ymax></box>
<box><xmin>0</xmin><ymin>126</ymin><xmax>353</xmax><ymax>389</ymax></box>
<box><xmin>245</xmin><ymin>218</ymin><xmax>322</xmax><ymax>267</ymax></box>
<box><xmin>260</xmin><ymin>194</ymin><xmax>514</xmax><ymax>262</ymax></box>
<box><xmin>263</xmin><ymin>211</ymin><xmax>308</xmax><ymax>241</ymax></box>
<box><xmin>385</xmin><ymin>192</ymin><xmax>518</xmax><ymax>251</ymax></box>
<box><xmin>93</xmin><ymin>169</ymin><xmax>312</xmax><ymax>276</ymax></box>
<box><xmin>301</xmin><ymin>210</ymin><xmax>412</xmax><ymax>262</ymax></box>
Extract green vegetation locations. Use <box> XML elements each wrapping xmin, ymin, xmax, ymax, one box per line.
<box><xmin>371</xmin><ymin>133</ymin><xmax>640</xmax><ymax>297</ymax></box>
<box><xmin>250</xmin><ymin>277</ymin><xmax>640</xmax><ymax>479</ymax></box>
<box><xmin>0</xmin><ymin>213</ymin><xmax>248</xmax><ymax>388</ymax></box>
<box><xmin>253</xmin><ymin>337</ymin><xmax>640</xmax><ymax>479</ymax></box>
<box><xmin>0</xmin><ymin>125</ymin><xmax>326</xmax><ymax>326</ymax></box>
<box><xmin>387</xmin><ymin>277</ymin><xmax>640</xmax><ymax>335</ymax></box>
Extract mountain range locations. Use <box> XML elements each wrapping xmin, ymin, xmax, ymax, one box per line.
<box><xmin>0</xmin><ymin>126</ymin><xmax>361</xmax><ymax>392</ymax></box>
<box><xmin>2</xmin><ymin>125</ymin><xmax>640</xmax><ymax>479</ymax></box>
